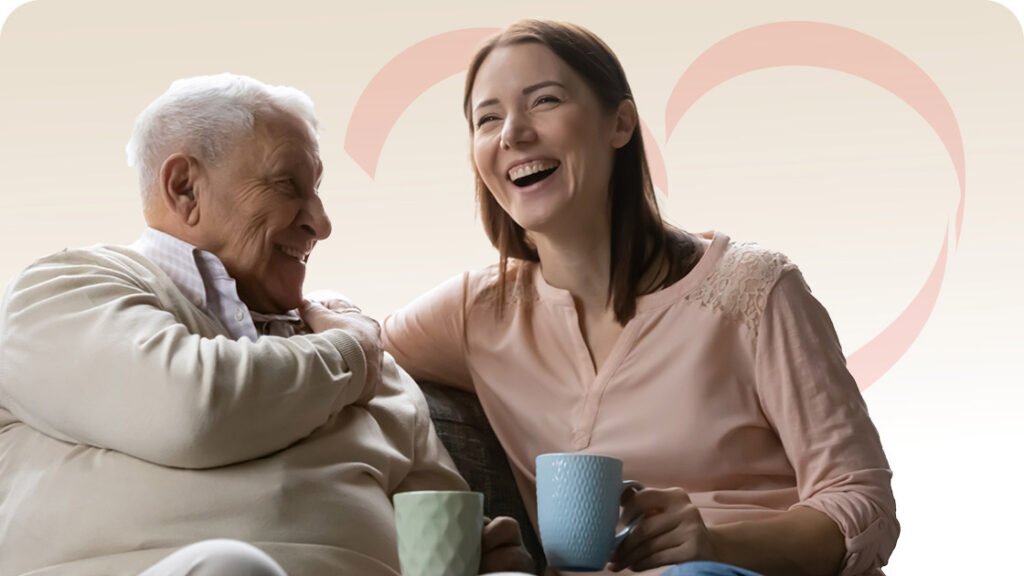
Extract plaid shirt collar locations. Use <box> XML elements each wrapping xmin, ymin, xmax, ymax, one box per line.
<box><xmin>130</xmin><ymin>227</ymin><xmax>301</xmax><ymax>340</ymax></box>
<box><xmin>131</xmin><ymin>227</ymin><xmax>211</xmax><ymax>309</ymax></box>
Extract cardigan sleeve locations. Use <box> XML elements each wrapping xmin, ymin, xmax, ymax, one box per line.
<box><xmin>754</xmin><ymin>270</ymin><xmax>899</xmax><ymax>576</ymax></box>
<box><xmin>387</xmin><ymin>357</ymin><xmax>470</xmax><ymax>494</ymax></box>
<box><xmin>382</xmin><ymin>271</ymin><xmax>475</xmax><ymax>391</ymax></box>
<box><xmin>0</xmin><ymin>249</ymin><xmax>371</xmax><ymax>469</ymax></box>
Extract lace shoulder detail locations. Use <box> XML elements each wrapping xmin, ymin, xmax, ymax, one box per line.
<box><xmin>684</xmin><ymin>241</ymin><xmax>798</xmax><ymax>340</ymax></box>
<box><xmin>467</xmin><ymin>260</ymin><xmax>539</xmax><ymax>311</ymax></box>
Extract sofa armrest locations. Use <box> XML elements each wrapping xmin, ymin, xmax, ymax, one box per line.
<box><xmin>420</xmin><ymin>382</ymin><xmax>545</xmax><ymax>575</ymax></box>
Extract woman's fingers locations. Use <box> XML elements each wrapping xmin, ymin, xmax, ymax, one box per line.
<box><xmin>610</xmin><ymin>487</ymin><xmax>708</xmax><ymax>573</ymax></box>
<box><xmin>613</xmin><ymin>520</ymin><xmax>691</xmax><ymax>571</ymax></box>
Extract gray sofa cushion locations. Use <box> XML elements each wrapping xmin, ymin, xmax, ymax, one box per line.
<box><xmin>420</xmin><ymin>382</ymin><xmax>545</xmax><ymax>575</ymax></box>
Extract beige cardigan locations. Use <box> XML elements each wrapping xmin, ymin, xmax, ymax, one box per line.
<box><xmin>0</xmin><ymin>245</ymin><xmax>466</xmax><ymax>575</ymax></box>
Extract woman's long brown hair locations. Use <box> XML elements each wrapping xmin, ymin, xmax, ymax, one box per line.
<box><xmin>464</xmin><ymin>20</ymin><xmax>699</xmax><ymax>324</ymax></box>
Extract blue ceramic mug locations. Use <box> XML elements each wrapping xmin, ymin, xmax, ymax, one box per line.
<box><xmin>536</xmin><ymin>453</ymin><xmax>644</xmax><ymax>572</ymax></box>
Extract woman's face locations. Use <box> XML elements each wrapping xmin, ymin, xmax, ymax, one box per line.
<box><xmin>469</xmin><ymin>43</ymin><xmax>632</xmax><ymax>237</ymax></box>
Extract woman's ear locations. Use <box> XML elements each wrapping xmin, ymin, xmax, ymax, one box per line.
<box><xmin>610</xmin><ymin>99</ymin><xmax>639</xmax><ymax>149</ymax></box>
<box><xmin>158</xmin><ymin>153</ymin><xmax>202</xmax><ymax>226</ymax></box>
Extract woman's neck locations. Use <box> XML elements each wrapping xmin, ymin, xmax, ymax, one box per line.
<box><xmin>532</xmin><ymin>219</ymin><xmax>612</xmax><ymax>313</ymax></box>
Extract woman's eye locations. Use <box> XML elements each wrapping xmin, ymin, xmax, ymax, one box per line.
<box><xmin>476</xmin><ymin>115</ymin><xmax>498</xmax><ymax>128</ymax></box>
<box><xmin>535</xmin><ymin>95</ymin><xmax>560</xmax><ymax>106</ymax></box>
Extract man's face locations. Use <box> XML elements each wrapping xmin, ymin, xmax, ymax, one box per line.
<box><xmin>196</xmin><ymin>111</ymin><xmax>330</xmax><ymax>314</ymax></box>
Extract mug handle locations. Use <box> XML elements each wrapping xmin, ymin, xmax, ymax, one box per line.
<box><xmin>612</xmin><ymin>480</ymin><xmax>645</xmax><ymax>549</ymax></box>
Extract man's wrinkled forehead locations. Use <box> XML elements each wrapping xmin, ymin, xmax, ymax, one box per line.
<box><xmin>251</xmin><ymin>111</ymin><xmax>322</xmax><ymax>176</ymax></box>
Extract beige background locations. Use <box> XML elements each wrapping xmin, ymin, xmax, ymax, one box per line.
<box><xmin>1</xmin><ymin>0</ymin><xmax>1022</xmax><ymax>572</ymax></box>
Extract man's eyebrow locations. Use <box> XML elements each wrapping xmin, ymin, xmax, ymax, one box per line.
<box><xmin>472</xmin><ymin>80</ymin><xmax>566</xmax><ymax>113</ymax></box>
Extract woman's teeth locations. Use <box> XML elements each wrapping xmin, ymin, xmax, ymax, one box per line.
<box><xmin>509</xmin><ymin>161</ymin><xmax>560</xmax><ymax>187</ymax></box>
<box><xmin>508</xmin><ymin>160</ymin><xmax>559</xmax><ymax>182</ymax></box>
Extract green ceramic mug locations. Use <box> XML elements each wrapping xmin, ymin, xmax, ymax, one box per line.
<box><xmin>393</xmin><ymin>490</ymin><xmax>484</xmax><ymax>576</ymax></box>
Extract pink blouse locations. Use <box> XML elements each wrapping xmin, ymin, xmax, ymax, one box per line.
<box><xmin>383</xmin><ymin>232</ymin><xmax>898</xmax><ymax>576</ymax></box>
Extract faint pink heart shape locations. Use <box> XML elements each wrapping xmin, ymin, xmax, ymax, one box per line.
<box><xmin>344</xmin><ymin>22</ymin><xmax>965</xmax><ymax>391</ymax></box>
<box><xmin>343</xmin><ymin>28</ymin><xmax>669</xmax><ymax>193</ymax></box>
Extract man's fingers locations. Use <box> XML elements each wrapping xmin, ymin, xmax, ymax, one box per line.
<box><xmin>298</xmin><ymin>299</ymin><xmax>328</xmax><ymax>325</ymax></box>
<box><xmin>304</xmin><ymin>289</ymin><xmax>351</xmax><ymax>304</ymax></box>
<box><xmin>300</xmin><ymin>298</ymin><xmax>376</xmax><ymax>333</ymax></box>
<box><xmin>479</xmin><ymin>517</ymin><xmax>533</xmax><ymax>574</ymax></box>
<box><xmin>479</xmin><ymin>545</ymin><xmax>534</xmax><ymax>575</ymax></box>
<box><xmin>482</xmin><ymin>516</ymin><xmax>522</xmax><ymax>551</ymax></box>
<box><xmin>299</xmin><ymin>299</ymin><xmax>351</xmax><ymax>333</ymax></box>
<box><xmin>322</xmin><ymin>299</ymin><xmax>361</xmax><ymax>313</ymax></box>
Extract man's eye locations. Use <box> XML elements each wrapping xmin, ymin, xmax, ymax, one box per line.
<box><xmin>276</xmin><ymin>179</ymin><xmax>300</xmax><ymax>195</ymax></box>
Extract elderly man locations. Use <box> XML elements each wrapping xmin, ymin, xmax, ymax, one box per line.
<box><xmin>0</xmin><ymin>74</ymin><xmax>531</xmax><ymax>575</ymax></box>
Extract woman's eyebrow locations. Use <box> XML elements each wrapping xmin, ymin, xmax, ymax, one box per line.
<box><xmin>473</xmin><ymin>80</ymin><xmax>566</xmax><ymax>113</ymax></box>
<box><xmin>522</xmin><ymin>80</ymin><xmax>565</xmax><ymax>95</ymax></box>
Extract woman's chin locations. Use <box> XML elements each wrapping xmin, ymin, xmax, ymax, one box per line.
<box><xmin>511</xmin><ymin>208</ymin><xmax>572</xmax><ymax>239</ymax></box>
<box><xmin>509</xmin><ymin>201</ymin><xmax>564</xmax><ymax>233</ymax></box>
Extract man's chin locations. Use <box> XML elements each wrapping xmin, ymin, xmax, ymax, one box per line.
<box><xmin>267</xmin><ymin>274</ymin><xmax>306</xmax><ymax>312</ymax></box>
<box><xmin>269</xmin><ymin>294</ymin><xmax>304</xmax><ymax>314</ymax></box>
<box><xmin>248</xmin><ymin>287</ymin><xmax>304</xmax><ymax>315</ymax></box>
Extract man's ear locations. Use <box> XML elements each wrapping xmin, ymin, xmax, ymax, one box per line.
<box><xmin>158</xmin><ymin>153</ymin><xmax>202</xmax><ymax>226</ymax></box>
<box><xmin>610</xmin><ymin>99</ymin><xmax>639</xmax><ymax>149</ymax></box>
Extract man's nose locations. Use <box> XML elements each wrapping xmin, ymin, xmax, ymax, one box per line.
<box><xmin>299</xmin><ymin>195</ymin><xmax>332</xmax><ymax>240</ymax></box>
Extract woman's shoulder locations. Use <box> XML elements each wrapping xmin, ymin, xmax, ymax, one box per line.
<box><xmin>714</xmin><ymin>239</ymin><xmax>799</xmax><ymax>283</ymax></box>
<box><xmin>463</xmin><ymin>260</ymin><xmax>540</xmax><ymax>310</ymax></box>
<box><xmin>684</xmin><ymin>236</ymin><xmax>802</xmax><ymax>337</ymax></box>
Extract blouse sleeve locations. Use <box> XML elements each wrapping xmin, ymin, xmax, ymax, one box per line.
<box><xmin>754</xmin><ymin>270</ymin><xmax>899</xmax><ymax>576</ymax></box>
<box><xmin>382</xmin><ymin>271</ymin><xmax>475</xmax><ymax>391</ymax></box>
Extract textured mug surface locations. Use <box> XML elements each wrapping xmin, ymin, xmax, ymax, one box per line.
<box><xmin>536</xmin><ymin>453</ymin><xmax>633</xmax><ymax>572</ymax></box>
<box><xmin>393</xmin><ymin>490</ymin><xmax>483</xmax><ymax>576</ymax></box>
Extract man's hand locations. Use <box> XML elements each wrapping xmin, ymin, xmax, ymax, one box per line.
<box><xmin>299</xmin><ymin>295</ymin><xmax>382</xmax><ymax>399</ymax></box>
<box><xmin>480</xmin><ymin>516</ymin><xmax>535</xmax><ymax>574</ymax></box>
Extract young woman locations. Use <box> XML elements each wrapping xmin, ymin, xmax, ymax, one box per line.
<box><xmin>382</xmin><ymin>20</ymin><xmax>898</xmax><ymax>576</ymax></box>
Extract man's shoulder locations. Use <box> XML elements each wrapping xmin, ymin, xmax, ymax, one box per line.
<box><xmin>19</xmin><ymin>244</ymin><xmax>158</xmax><ymax>275</ymax></box>
<box><xmin>7</xmin><ymin>244</ymin><xmax>166</xmax><ymax>299</ymax></box>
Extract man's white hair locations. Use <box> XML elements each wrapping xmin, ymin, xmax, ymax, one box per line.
<box><xmin>126</xmin><ymin>73</ymin><xmax>319</xmax><ymax>199</ymax></box>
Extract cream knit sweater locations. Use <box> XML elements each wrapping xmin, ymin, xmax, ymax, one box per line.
<box><xmin>0</xmin><ymin>245</ymin><xmax>466</xmax><ymax>575</ymax></box>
